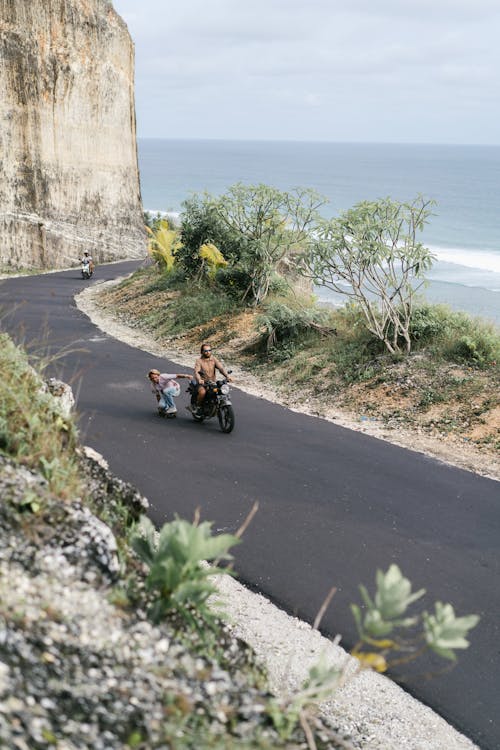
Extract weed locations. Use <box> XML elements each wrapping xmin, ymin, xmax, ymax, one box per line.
<box><xmin>131</xmin><ymin>515</ymin><xmax>240</xmax><ymax>633</ymax></box>
<box><xmin>256</xmin><ymin>299</ymin><xmax>330</xmax><ymax>353</ymax></box>
<box><xmin>350</xmin><ymin>564</ymin><xmax>479</xmax><ymax>676</ymax></box>
<box><xmin>0</xmin><ymin>333</ymin><xmax>82</xmax><ymax>498</ymax></box>
<box><xmin>417</xmin><ymin>389</ymin><xmax>445</xmax><ymax>409</ymax></box>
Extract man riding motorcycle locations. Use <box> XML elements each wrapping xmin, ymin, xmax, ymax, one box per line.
<box><xmin>80</xmin><ymin>251</ymin><xmax>95</xmax><ymax>277</ymax></box>
<box><xmin>189</xmin><ymin>343</ymin><xmax>232</xmax><ymax>416</ymax></box>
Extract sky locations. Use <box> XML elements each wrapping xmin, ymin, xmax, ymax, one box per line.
<box><xmin>112</xmin><ymin>0</ymin><xmax>500</xmax><ymax>144</ymax></box>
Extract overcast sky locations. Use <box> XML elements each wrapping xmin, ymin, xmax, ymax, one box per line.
<box><xmin>112</xmin><ymin>0</ymin><xmax>500</xmax><ymax>144</ymax></box>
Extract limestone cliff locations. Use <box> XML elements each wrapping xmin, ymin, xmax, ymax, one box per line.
<box><xmin>0</xmin><ymin>0</ymin><xmax>145</xmax><ymax>269</ymax></box>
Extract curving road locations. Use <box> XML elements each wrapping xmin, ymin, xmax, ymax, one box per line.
<box><xmin>1</xmin><ymin>262</ymin><xmax>498</xmax><ymax>749</ymax></box>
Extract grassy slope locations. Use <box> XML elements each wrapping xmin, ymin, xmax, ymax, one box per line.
<box><xmin>97</xmin><ymin>267</ymin><xmax>500</xmax><ymax>461</ymax></box>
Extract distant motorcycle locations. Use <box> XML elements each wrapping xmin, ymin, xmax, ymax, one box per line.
<box><xmin>187</xmin><ymin>374</ymin><xmax>235</xmax><ymax>433</ymax></box>
<box><xmin>81</xmin><ymin>259</ymin><xmax>93</xmax><ymax>280</ymax></box>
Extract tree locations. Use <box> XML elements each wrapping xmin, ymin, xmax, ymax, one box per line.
<box><xmin>299</xmin><ymin>196</ymin><xmax>435</xmax><ymax>353</ymax></box>
<box><xmin>208</xmin><ymin>183</ymin><xmax>326</xmax><ymax>305</ymax></box>
<box><xmin>178</xmin><ymin>195</ymin><xmax>242</xmax><ymax>279</ymax></box>
<box><xmin>146</xmin><ymin>218</ymin><xmax>181</xmax><ymax>271</ymax></box>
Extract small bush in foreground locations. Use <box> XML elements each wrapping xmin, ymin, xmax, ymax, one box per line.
<box><xmin>351</xmin><ymin>564</ymin><xmax>479</xmax><ymax>674</ymax></box>
<box><xmin>131</xmin><ymin>515</ymin><xmax>240</xmax><ymax>632</ymax></box>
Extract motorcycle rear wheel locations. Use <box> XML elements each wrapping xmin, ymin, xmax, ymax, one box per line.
<box><xmin>218</xmin><ymin>404</ymin><xmax>235</xmax><ymax>433</ymax></box>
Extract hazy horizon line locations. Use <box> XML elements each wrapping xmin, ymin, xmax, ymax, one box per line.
<box><xmin>137</xmin><ymin>136</ymin><xmax>500</xmax><ymax>148</ymax></box>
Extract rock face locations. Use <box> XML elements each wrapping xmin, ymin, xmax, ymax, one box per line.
<box><xmin>0</xmin><ymin>0</ymin><xmax>145</xmax><ymax>269</ymax></box>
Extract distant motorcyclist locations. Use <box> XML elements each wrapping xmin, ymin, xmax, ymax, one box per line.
<box><xmin>189</xmin><ymin>344</ymin><xmax>232</xmax><ymax>415</ymax></box>
<box><xmin>80</xmin><ymin>251</ymin><xmax>95</xmax><ymax>275</ymax></box>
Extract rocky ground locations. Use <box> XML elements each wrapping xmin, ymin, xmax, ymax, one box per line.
<box><xmin>2</xmin><ymin>443</ymin><xmax>355</xmax><ymax>749</ymax></box>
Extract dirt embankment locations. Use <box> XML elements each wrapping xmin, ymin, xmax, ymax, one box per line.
<box><xmin>78</xmin><ymin>277</ymin><xmax>499</xmax><ymax>481</ymax></box>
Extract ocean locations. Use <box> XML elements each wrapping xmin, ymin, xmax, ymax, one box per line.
<box><xmin>137</xmin><ymin>139</ymin><xmax>500</xmax><ymax>324</ymax></box>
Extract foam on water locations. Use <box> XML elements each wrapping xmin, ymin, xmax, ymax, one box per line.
<box><xmin>429</xmin><ymin>245</ymin><xmax>500</xmax><ymax>274</ymax></box>
<box><xmin>139</xmin><ymin>140</ymin><xmax>500</xmax><ymax>321</ymax></box>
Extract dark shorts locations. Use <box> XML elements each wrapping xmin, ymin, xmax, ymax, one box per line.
<box><xmin>190</xmin><ymin>379</ymin><xmax>201</xmax><ymax>392</ymax></box>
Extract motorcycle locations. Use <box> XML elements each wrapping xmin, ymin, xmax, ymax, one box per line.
<box><xmin>81</xmin><ymin>259</ymin><xmax>93</xmax><ymax>279</ymax></box>
<box><xmin>187</xmin><ymin>373</ymin><xmax>235</xmax><ymax>433</ymax></box>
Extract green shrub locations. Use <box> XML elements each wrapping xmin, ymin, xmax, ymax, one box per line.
<box><xmin>131</xmin><ymin>515</ymin><xmax>240</xmax><ymax>632</ymax></box>
<box><xmin>215</xmin><ymin>266</ymin><xmax>252</xmax><ymax>300</ymax></box>
<box><xmin>179</xmin><ymin>195</ymin><xmax>244</xmax><ymax>278</ymax></box>
<box><xmin>407</xmin><ymin>305</ymin><xmax>500</xmax><ymax>368</ymax></box>
<box><xmin>409</xmin><ymin>305</ymin><xmax>447</xmax><ymax>343</ymax></box>
<box><xmin>0</xmin><ymin>333</ymin><xmax>81</xmax><ymax>497</ymax></box>
<box><xmin>143</xmin><ymin>210</ymin><xmax>164</xmax><ymax>231</ymax></box>
<box><xmin>445</xmin><ymin>330</ymin><xmax>500</xmax><ymax>368</ymax></box>
<box><xmin>256</xmin><ymin>300</ymin><xmax>330</xmax><ymax>352</ymax></box>
<box><xmin>351</xmin><ymin>564</ymin><xmax>479</xmax><ymax>673</ymax></box>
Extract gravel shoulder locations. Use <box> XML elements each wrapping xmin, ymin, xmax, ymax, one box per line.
<box><xmin>74</xmin><ymin>278</ymin><xmax>479</xmax><ymax>750</ymax></box>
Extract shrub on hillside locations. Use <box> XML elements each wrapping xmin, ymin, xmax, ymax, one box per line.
<box><xmin>409</xmin><ymin>305</ymin><xmax>448</xmax><ymax>343</ymax></box>
<box><xmin>256</xmin><ymin>300</ymin><xmax>331</xmax><ymax>353</ymax></box>
<box><xmin>178</xmin><ymin>195</ymin><xmax>244</xmax><ymax>279</ymax></box>
<box><xmin>408</xmin><ymin>306</ymin><xmax>500</xmax><ymax>367</ymax></box>
<box><xmin>446</xmin><ymin>330</ymin><xmax>499</xmax><ymax>368</ymax></box>
<box><xmin>0</xmin><ymin>333</ymin><xmax>80</xmax><ymax>497</ymax></box>
<box><xmin>404</xmin><ymin>304</ymin><xmax>499</xmax><ymax>369</ymax></box>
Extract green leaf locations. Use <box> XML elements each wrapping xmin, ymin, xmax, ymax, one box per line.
<box><xmin>132</xmin><ymin>515</ymin><xmax>240</xmax><ymax>634</ymax></box>
<box><xmin>363</xmin><ymin>609</ymin><xmax>394</xmax><ymax>638</ymax></box>
<box><xmin>130</xmin><ymin>516</ymin><xmax>158</xmax><ymax>567</ymax></box>
<box><xmin>423</xmin><ymin>602</ymin><xmax>480</xmax><ymax>661</ymax></box>
<box><xmin>374</xmin><ymin>564</ymin><xmax>425</xmax><ymax>620</ymax></box>
<box><xmin>351</xmin><ymin>603</ymin><xmax>363</xmax><ymax>637</ymax></box>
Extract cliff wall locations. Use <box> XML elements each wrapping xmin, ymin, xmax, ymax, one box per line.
<box><xmin>0</xmin><ymin>0</ymin><xmax>145</xmax><ymax>269</ymax></box>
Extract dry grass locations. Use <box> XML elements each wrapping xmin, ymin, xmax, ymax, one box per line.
<box><xmin>0</xmin><ymin>332</ymin><xmax>82</xmax><ymax>498</ymax></box>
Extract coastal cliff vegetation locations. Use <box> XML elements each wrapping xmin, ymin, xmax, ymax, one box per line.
<box><xmin>101</xmin><ymin>186</ymin><xmax>499</xmax><ymax>461</ymax></box>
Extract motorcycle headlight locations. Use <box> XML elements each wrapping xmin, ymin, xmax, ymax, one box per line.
<box><xmin>220</xmin><ymin>384</ymin><xmax>229</xmax><ymax>395</ymax></box>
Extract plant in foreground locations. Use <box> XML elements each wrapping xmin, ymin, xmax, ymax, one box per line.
<box><xmin>131</xmin><ymin>515</ymin><xmax>240</xmax><ymax>631</ymax></box>
<box><xmin>350</xmin><ymin>564</ymin><xmax>479</xmax><ymax>675</ymax></box>
<box><xmin>267</xmin><ymin>658</ymin><xmax>345</xmax><ymax>745</ymax></box>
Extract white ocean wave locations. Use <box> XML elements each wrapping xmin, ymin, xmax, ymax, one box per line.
<box><xmin>428</xmin><ymin>245</ymin><xmax>500</xmax><ymax>274</ymax></box>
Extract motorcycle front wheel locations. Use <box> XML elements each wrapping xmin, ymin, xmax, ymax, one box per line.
<box><xmin>218</xmin><ymin>404</ymin><xmax>235</xmax><ymax>433</ymax></box>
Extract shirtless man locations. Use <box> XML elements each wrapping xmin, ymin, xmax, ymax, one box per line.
<box><xmin>191</xmin><ymin>343</ymin><xmax>232</xmax><ymax>413</ymax></box>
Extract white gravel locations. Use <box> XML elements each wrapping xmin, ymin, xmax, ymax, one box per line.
<box><xmin>74</xmin><ymin>278</ymin><xmax>479</xmax><ymax>750</ymax></box>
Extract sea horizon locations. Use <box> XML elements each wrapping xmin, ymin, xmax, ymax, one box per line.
<box><xmin>137</xmin><ymin>138</ymin><xmax>500</xmax><ymax>323</ymax></box>
<box><xmin>138</xmin><ymin>136</ymin><xmax>500</xmax><ymax>147</ymax></box>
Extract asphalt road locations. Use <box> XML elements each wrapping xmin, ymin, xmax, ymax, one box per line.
<box><xmin>1</xmin><ymin>262</ymin><xmax>498</xmax><ymax>749</ymax></box>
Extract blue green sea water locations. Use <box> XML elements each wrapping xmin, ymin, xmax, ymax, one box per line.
<box><xmin>137</xmin><ymin>139</ymin><xmax>500</xmax><ymax>324</ymax></box>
